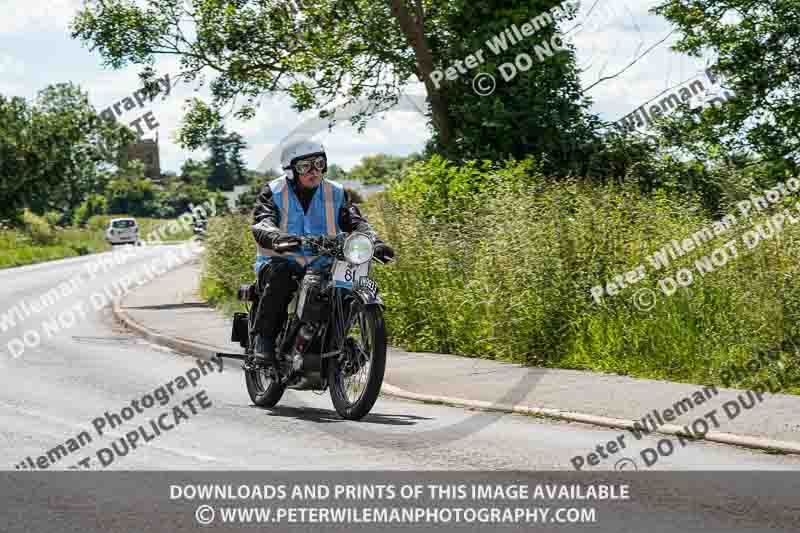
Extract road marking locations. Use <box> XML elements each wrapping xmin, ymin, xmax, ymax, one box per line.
<box><xmin>0</xmin><ymin>400</ymin><xmax>235</xmax><ymax>468</ymax></box>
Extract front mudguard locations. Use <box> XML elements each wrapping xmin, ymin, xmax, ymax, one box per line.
<box><xmin>352</xmin><ymin>286</ymin><xmax>385</xmax><ymax>310</ymax></box>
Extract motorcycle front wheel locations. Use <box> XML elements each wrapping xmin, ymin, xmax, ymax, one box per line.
<box><xmin>328</xmin><ymin>303</ymin><xmax>386</xmax><ymax>420</ymax></box>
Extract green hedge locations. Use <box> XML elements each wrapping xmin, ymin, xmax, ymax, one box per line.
<box><xmin>365</xmin><ymin>159</ymin><xmax>800</xmax><ymax>392</ymax></box>
<box><xmin>199</xmin><ymin>214</ymin><xmax>255</xmax><ymax>311</ymax></box>
<box><xmin>200</xmin><ymin>159</ymin><xmax>800</xmax><ymax>392</ymax></box>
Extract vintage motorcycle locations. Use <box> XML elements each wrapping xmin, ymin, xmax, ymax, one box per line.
<box><xmin>192</xmin><ymin>218</ymin><xmax>208</xmax><ymax>240</ymax></box>
<box><xmin>217</xmin><ymin>232</ymin><xmax>388</xmax><ymax>420</ymax></box>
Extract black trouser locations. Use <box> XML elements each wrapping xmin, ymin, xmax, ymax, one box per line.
<box><xmin>253</xmin><ymin>259</ymin><xmax>305</xmax><ymax>341</ymax></box>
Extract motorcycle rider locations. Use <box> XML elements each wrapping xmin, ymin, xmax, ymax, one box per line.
<box><xmin>250</xmin><ymin>140</ymin><xmax>394</xmax><ymax>366</ymax></box>
<box><xmin>192</xmin><ymin>210</ymin><xmax>208</xmax><ymax>238</ymax></box>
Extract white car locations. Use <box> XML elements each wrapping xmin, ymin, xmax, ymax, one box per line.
<box><xmin>106</xmin><ymin>218</ymin><xmax>140</xmax><ymax>246</ymax></box>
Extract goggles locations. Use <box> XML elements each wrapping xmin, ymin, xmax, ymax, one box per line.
<box><xmin>293</xmin><ymin>155</ymin><xmax>327</xmax><ymax>175</ymax></box>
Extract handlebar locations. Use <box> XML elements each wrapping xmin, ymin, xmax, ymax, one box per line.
<box><xmin>273</xmin><ymin>235</ymin><xmax>339</xmax><ymax>255</ymax></box>
<box><xmin>272</xmin><ymin>234</ymin><xmax>393</xmax><ymax>264</ymax></box>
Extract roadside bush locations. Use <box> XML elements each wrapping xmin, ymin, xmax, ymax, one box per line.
<box><xmin>200</xmin><ymin>214</ymin><xmax>255</xmax><ymax>307</ymax></box>
<box><xmin>74</xmin><ymin>194</ymin><xmax>109</xmax><ymax>226</ymax></box>
<box><xmin>198</xmin><ymin>157</ymin><xmax>800</xmax><ymax>392</ymax></box>
<box><xmin>43</xmin><ymin>211</ymin><xmax>65</xmax><ymax>227</ymax></box>
<box><xmin>21</xmin><ymin>209</ymin><xmax>55</xmax><ymax>245</ymax></box>
<box><xmin>365</xmin><ymin>159</ymin><xmax>800</xmax><ymax>392</ymax></box>
<box><xmin>388</xmin><ymin>155</ymin><xmax>542</xmax><ymax>223</ymax></box>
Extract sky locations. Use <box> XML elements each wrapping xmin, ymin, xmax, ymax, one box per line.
<box><xmin>0</xmin><ymin>0</ymin><xmax>718</xmax><ymax>174</ymax></box>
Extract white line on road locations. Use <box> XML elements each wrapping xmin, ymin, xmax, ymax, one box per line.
<box><xmin>0</xmin><ymin>400</ymin><xmax>236</xmax><ymax>469</ymax></box>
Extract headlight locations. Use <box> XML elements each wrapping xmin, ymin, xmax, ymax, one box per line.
<box><xmin>343</xmin><ymin>233</ymin><xmax>374</xmax><ymax>265</ymax></box>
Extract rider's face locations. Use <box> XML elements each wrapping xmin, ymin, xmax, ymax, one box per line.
<box><xmin>297</xmin><ymin>167</ymin><xmax>323</xmax><ymax>189</ymax></box>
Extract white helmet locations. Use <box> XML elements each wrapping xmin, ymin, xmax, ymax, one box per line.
<box><xmin>280</xmin><ymin>140</ymin><xmax>327</xmax><ymax>175</ymax></box>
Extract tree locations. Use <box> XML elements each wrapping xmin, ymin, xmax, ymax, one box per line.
<box><xmin>71</xmin><ymin>1</ymin><xmax>453</xmax><ymax>147</ymax></box>
<box><xmin>206</xmin><ymin>126</ymin><xmax>235</xmax><ymax>191</ymax></box>
<box><xmin>326</xmin><ymin>164</ymin><xmax>348</xmax><ymax>181</ymax></box>
<box><xmin>348</xmin><ymin>153</ymin><xmax>421</xmax><ymax>184</ymax></box>
<box><xmin>235</xmin><ymin>169</ymin><xmax>280</xmax><ymax>213</ymax></box>
<box><xmin>180</xmin><ymin>158</ymin><xmax>211</xmax><ymax>184</ymax></box>
<box><xmin>0</xmin><ymin>83</ymin><xmax>135</xmax><ymax>222</ymax></box>
<box><xmin>440</xmin><ymin>1</ymin><xmax>604</xmax><ymax>175</ymax></box>
<box><xmin>652</xmin><ymin>0</ymin><xmax>800</xmax><ymax>164</ymax></box>
<box><xmin>227</xmin><ymin>132</ymin><xmax>248</xmax><ymax>185</ymax></box>
<box><xmin>177</xmin><ymin>125</ymin><xmax>249</xmax><ymax>192</ymax></box>
<box><xmin>163</xmin><ymin>178</ymin><xmax>226</xmax><ymax>217</ymax></box>
<box><xmin>71</xmin><ymin>0</ymin><xmax>595</xmax><ymax>166</ymax></box>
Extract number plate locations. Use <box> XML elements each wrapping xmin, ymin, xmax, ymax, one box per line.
<box><xmin>332</xmin><ymin>260</ymin><xmax>370</xmax><ymax>289</ymax></box>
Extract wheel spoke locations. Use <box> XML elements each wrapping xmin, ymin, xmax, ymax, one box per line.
<box><xmin>338</xmin><ymin>306</ymin><xmax>374</xmax><ymax>406</ymax></box>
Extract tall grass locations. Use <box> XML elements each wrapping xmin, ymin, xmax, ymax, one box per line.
<box><xmin>365</xmin><ymin>164</ymin><xmax>800</xmax><ymax>392</ymax></box>
<box><xmin>199</xmin><ymin>163</ymin><xmax>800</xmax><ymax>392</ymax></box>
<box><xmin>199</xmin><ymin>214</ymin><xmax>254</xmax><ymax>313</ymax></box>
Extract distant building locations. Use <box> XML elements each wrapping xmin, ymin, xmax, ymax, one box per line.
<box><xmin>120</xmin><ymin>135</ymin><xmax>161</xmax><ymax>180</ymax></box>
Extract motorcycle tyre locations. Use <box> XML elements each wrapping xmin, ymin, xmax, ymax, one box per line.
<box><xmin>328</xmin><ymin>304</ymin><xmax>386</xmax><ymax>421</ymax></box>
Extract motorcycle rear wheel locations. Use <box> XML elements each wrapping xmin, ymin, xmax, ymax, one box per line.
<box><xmin>328</xmin><ymin>304</ymin><xmax>386</xmax><ymax>420</ymax></box>
<box><xmin>244</xmin><ymin>305</ymin><xmax>286</xmax><ymax>408</ymax></box>
<box><xmin>245</xmin><ymin>365</ymin><xmax>286</xmax><ymax>408</ymax></box>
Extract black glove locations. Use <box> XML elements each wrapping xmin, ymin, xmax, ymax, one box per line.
<box><xmin>373</xmin><ymin>243</ymin><xmax>395</xmax><ymax>262</ymax></box>
<box><xmin>273</xmin><ymin>234</ymin><xmax>302</xmax><ymax>252</ymax></box>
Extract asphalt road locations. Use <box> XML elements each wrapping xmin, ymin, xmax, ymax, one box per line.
<box><xmin>1</xmin><ymin>246</ymin><xmax>799</xmax><ymax>531</ymax></box>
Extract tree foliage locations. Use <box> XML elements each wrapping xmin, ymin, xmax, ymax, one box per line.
<box><xmin>653</xmin><ymin>0</ymin><xmax>800</xmax><ymax>163</ymax></box>
<box><xmin>234</xmin><ymin>169</ymin><xmax>280</xmax><ymax>213</ymax></box>
<box><xmin>427</xmin><ymin>0</ymin><xmax>604</xmax><ymax>175</ymax></box>
<box><xmin>0</xmin><ymin>83</ymin><xmax>135</xmax><ymax>222</ymax></box>
<box><xmin>177</xmin><ymin>127</ymin><xmax>250</xmax><ymax>192</ymax></box>
<box><xmin>326</xmin><ymin>164</ymin><xmax>348</xmax><ymax>181</ymax></box>
<box><xmin>71</xmin><ymin>0</ymin><xmax>600</xmax><ymax>169</ymax></box>
<box><xmin>207</xmin><ymin>126</ymin><xmax>235</xmax><ymax>191</ymax></box>
<box><xmin>347</xmin><ymin>153</ymin><xmax>422</xmax><ymax>185</ymax></box>
<box><xmin>71</xmin><ymin>0</ymin><xmax>434</xmax><ymax>143</ymax></box>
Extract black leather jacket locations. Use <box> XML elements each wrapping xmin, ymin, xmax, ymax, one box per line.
<box><xmin>251</xmin><ymin>177</ymin><xmax>382</xmax><ymax>250</ymax></box>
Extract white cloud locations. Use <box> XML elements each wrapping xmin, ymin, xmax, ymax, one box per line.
<box><xmin>572</xmin><ymin>0</ymin><xmax>714</xmax><ymax>123</ymax></box>
<box><xmin>0</xmin><ymin>53</ymin><xmax>25</xmax><ymax>76</ymax></box>
<box><xmin>0</xmin><ymin>0</ymin><xmax>719</xmax><ymax>172</ymax></box>
<box><xmin>0</xmin><ymin>0</ymin><xmax>82</xmax><ymax>35</ymax></box>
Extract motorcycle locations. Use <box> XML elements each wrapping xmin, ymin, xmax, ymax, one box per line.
<box><xmin>192</xmin><ymin>219</ymin><xmax>208</xmax><ymax>240</ymax></box>
<box><xmin>217</xmin><ymin>233</ymin><xmax>389</xmax><ymax>420</ymax></box>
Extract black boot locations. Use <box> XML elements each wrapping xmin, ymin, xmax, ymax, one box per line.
<box><xmin>253</xmin><ymin>334</ymin><xmax>276</xmax><ymax>367</ymax></box>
